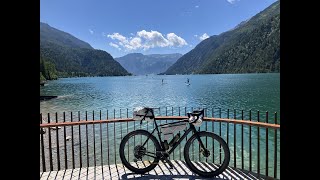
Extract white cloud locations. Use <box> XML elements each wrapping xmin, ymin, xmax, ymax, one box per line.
<box><xmin>226</xmin><ymin>0</ymin><xmax>239</xmax><ymax>4</ymax></box>
<box><xmin>123</xmin><ymin>37</ymin><xmax>142</xmax><ymax>50</ymax></box>
<box><xmin>137</xmin><ymin>30</ymin><xmax>169</xmax><ymax>49</ymax></box>
<box><xmin>109</xmin><ymin>42</ymin><xmax>121</xmax><ymax>50</ymax></box>
<box><xmin>166</xmin><ymin>33</ymin><xmax>188</xmax><ymax>47</ymax></box>
<box><xmin>129</xmin><ymin>37</ymin><xmax>142</xmax><ymax>49</ymax></box>
<box><xmin>89</xmin><ymin>29</ymin><xmax>94</xmax><ymax>35</ymax></box>
<box><xmin>195</xmin><ymin>5</ymin><xmax>199</xmax><ymax>8</ymax></box>
<box><xmin>107</xmin><ymin>30</ymin><xmax>188</xmax><ymax>51</ymax></box>
<box><xmin>102</xmin><ymin>32</ymin><xmax>106</xmax><ymax>37</ymax></box>
<box><xmin>107</xmin><ymin>33</ymin><xmax>128</xmax><ymax>43</ymax></box>
<box><xmin>199</xmin><ymin>33</ymin><xmax>209</xmax><ymax>41</ymax></box>
<box><xmin>194</xmin><ymin>35</ymin><xmax>198</xmax><ymax>37</ymax></box>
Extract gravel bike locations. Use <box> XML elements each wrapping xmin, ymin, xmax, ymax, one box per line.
<box><xmin>119</xmin><ymin>107</ymin><xmax>230</xmax><ymax>178</ymax></box>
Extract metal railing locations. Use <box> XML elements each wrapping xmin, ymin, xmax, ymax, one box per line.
<box><xmin>40</xmin><ymin>107</ymin><xmax>280</xmax><ymax>179</ymax></box>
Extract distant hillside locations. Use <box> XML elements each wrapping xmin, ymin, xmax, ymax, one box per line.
<box><xmin>40</xmin><ymin>22</ymin><xmax>130</xmax><ymax>80</ymax></box>
<box><xmin>163</xmin><ymin>1</ymin><xmax>280</xmax><ymax>75</ymax></box>
<box><xmin>40</xmin><ymin>22</ymin><xmax>93</xmax><ymax>49</ymax></box>
<box><xmin>115</xmin><ymin>53</ymin><xmax>182</xmax><ymax>75</ymax></box>
<box><xmin>40</xmin><ymin>54</ymin><xmax>58</xmax><ymax>82</ymax></box>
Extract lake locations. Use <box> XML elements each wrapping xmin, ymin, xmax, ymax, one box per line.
<box><xmin>40</xmin><ymin>73</ymin><xmax>280</xmax><ymax>176</ymax></box>
<box><xmin>40</xmin><ymin>73</ymin><xmax>280</xmax><ymax>114</ymax></box>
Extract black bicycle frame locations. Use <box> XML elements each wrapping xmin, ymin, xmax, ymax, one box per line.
<box><xmin>142</xmin><ymin>119</ymin><xmax>205</xmax><ymax>156</ymax></box>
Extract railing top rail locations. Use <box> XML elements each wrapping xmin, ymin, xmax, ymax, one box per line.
<box><xmin>40</xmin><ymin>116</ymin><xmax>280</xmax><ymax>129</ymax></box>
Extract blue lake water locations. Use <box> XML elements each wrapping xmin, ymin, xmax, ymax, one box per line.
<box><xmin>40</xmin><ymin>73</ymin><xmax>280</xmax><ymax>114</ymax></box>
<box><xmin>40</xmin><ymin>73</ymin><xmax>280</xmax><ymax>176</ymax></box>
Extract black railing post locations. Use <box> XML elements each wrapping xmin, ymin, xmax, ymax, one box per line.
<box><xmin>219</xmin><ymin>108</ymin><xmax>222</xmax><ymax>164</ymax></box>
<box><xmin>198</xmin><ymin>127</ymin><xmax>201</xmax><ymax>161</ymax></box>
<box><xmin>114</xmin><ymin>109</ymin><xmax>116</xmax><ymax>164</ymax></box>
<box><xmin>55</xmin><ymin>112</ymin><xmax>61</xmax><ymax>170</ymax></box>
<box><xmin>234</xmin><ymin>109</ymin><xmax>236</xmax><ymax>168</ymax></box>
<box><xmin>212</xmin><ymin>108</ymin><xmax>215</xmax><ymax>163</ymax></box>
<box><xmin>172</xmin><ymin>107</ymin><xmax>174</xmax><ymax>116</ymax></box>
<box><xmin>99</xmin><ymin>110</ymin><xmax>103</xmax><ymax>167</ymax></box>
<box><xmin>166</xmin><ymin>107</ymin><xmax>168</xmax><ymax>125</ymax></box>
<box><xmin>266</xmin><ymin>111</ymin><xmax>269</xmax><ymax>177</ymax></box>
<box><xmin>93</xmin><ymin>111</ymin><xmax>96</xmax><ymax>178</ymax></box>
<box><xmin>47</xmin><ymin>113</ymin><xmax>53</xmax><ymax>171</ymax></box>
<box><xmin>274</xmin><ymin>112</ymin><xmax>278</xmax><ymax>179</ymax></box>
<box><xmin>93</xmin><ymin>110</ymin><xmax>96</xmax><ymax>167</ymax></box>
<box><xmin>133</xmin><ymin>108</ymin><xmax>136</xmax><ymax>151</ymax></box>
<box><xmin>106</xmin><ymin>110</ymin><xmax>111</xmax><ymax>177</ymax></box>
<box><xmin>71</xmin><ymin>112</ymin><xmax>75</xmax><ymax>169</ymax></box>
<box><xmin>178</xmin><ymin>107</ymin><xmax>181</xmax><ymax>160</ymax></box>
<box><xmin>212</xmin><ymin>108</ymin><xmax>214</xmax><ymax>133</ymax></box>
<box><xmin>249</xmin><ymin>110</ymin><xmax>252</xmax><ymax>172</ymax></box>
<box><xmin>147</xmin><ymin>113</ymin><xmax>149</xmax><ymax>159</ymax></box>
<box><xmin>127</xmin><ymin>108</ymin><xmax>129</xmax><ymax>161</ymax></box>
<box><xmin>86</xmin><ymin>111</ymin><xmax>89</xmax><ymax>167</ymax></box>
<box><xmin>205</xmin><ymin>108</ymin><xmax>208</xmax><ymax>163</ymax></box>
<box><xmin>172</xmin><ymin>106</ymin><xmax>174</xmax><ymax>160</ymax></box>
<box><xmin>40</xmin><ymin>114</ymin><xmax>46</xmax><ymax>172</ymax></box>
<box><xmin>257</xmin><ymin>110</ymin><xmax>260</xmax><ymax>176</ymax></box>
<box><xmin>241</xmin><ymin>110</ymin><xmax>244</xmax><ymax>170</ymax></box>
<box><xmin>63</xmin><ymin>112</ymin><xmax>68</xmax><ymax>169</ymax></box>
<box><xmin>120</xmin><ymin>109</ymin><xmax>122</xmax><ymax>145</ymax></box>
<box><xmin>78</xmin><ymin>111</ymin><xmax>82</xmax><ymax>168</ymax></box>
<box><xmin>107</xmin><ymin>110</ymin><xmax>110</xmax><ymax>166</ymax></box>
<box><xmin>185</xmin><ymin>107</ymin><xmax>187</xmax><ymax>142</ymax></box>
<box><xmin>227</xmin><ymin>109</ymin><xmax>229</xmax><ymax>146</ymax></box>
<box><xmin>192</xmin><ymin>107</ymin><xmax>194</xmax><ymax>160</ymax></box>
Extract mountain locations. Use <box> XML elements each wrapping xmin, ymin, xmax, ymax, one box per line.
<box><xmin>40</xmin><ymin>54</ymin><xmax>58</xmax><ymax>81</ymax></box>
<box><xmin>163</xmin><ymin>1</ymin><xmax>280</xmax><ymax>75</ymax></box>
<box><xmin>40</xmin><ymin>22</ymin><xmax>130</xmax><ymax>80</ymax></box>
<box><xmin>115</xmin><ymin>53</ymin><xmax>182</xmax><ymax>75</ymax></box>
<box><xmin>40</xmin><ymin>22</ymin><xmax>93</xmax><ymax>49</ymax></box>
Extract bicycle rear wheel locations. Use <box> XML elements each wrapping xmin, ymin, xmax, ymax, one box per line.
<box><xmin>184</xmin><ymin>131</ymin><xmax>230</xmax><ymax>177</ymax></box>
<box><xmin>119</xmin><ymin>130</ymin><xmax>161</xmax><ymax>174</ymax></box>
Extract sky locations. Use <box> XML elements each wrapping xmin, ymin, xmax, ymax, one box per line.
<box><xmin>40</xmin><ymin>0</ymin><xmax>278</xmax><ymax>58</ymax></box>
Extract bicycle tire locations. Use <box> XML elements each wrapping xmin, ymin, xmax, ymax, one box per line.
<box><xmin>119</xmin><ymin>130</ymin><xmax>161</xmax><ymax>174</ymax></box>
<box><xmin>184</xmin><ymin>131</ymin><xmax>230</xmax><ymax>177</ymax></box>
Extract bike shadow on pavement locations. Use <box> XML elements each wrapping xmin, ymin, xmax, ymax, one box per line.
<box><xmin>121</xmin><ymin>173</ymin><xmax>225</xmax><ymax>180</ymax></box>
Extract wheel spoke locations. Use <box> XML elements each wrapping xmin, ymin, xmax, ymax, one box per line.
<box><xmin>184</xmin><ymin>132</ymin><xmax>230</xmax><ymax>177</ymax></box>
<box><xmin>119</xmin><ymin>130</ymin><xmax>160</xmax><ymax>173</ymax></box>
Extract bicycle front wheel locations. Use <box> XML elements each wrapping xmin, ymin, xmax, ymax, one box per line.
<box><xmin>119</xmin><ymin>130</ymin><xmax>161</xmax><ymax>174</ymax></box>
<box><xmin>184</xmin><ymin>131</ymin><xmax>230</xmax><ymax>178</ymax></box>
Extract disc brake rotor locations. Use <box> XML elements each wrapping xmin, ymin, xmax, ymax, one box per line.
<box><xmin>134</xmin><ymin>145</ymin><xmax>146</xmax><ymax>159</ymax></box>
<box><xmin>200</xmin><ymin>148</ymin><xmax>210</xmax><ymax>158</ymax></box>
